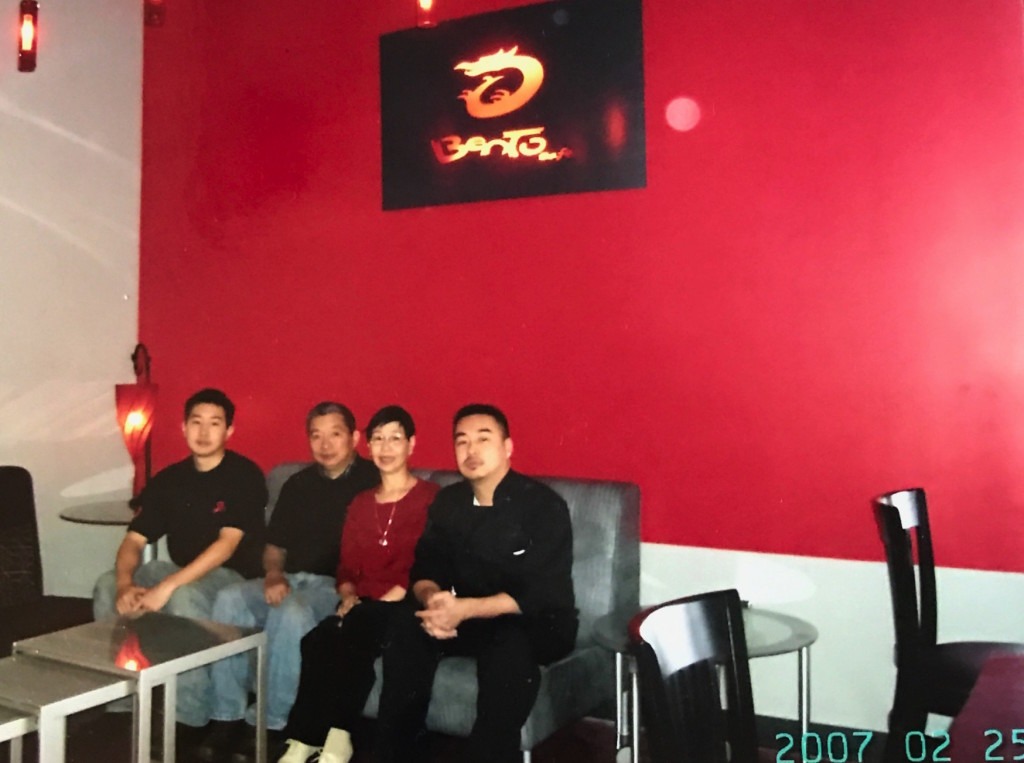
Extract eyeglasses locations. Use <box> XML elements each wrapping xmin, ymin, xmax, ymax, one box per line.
<box><xmin>368</xmin><ymin>433</ymin><xmax>407</xmax><ymax>448</ymax></box>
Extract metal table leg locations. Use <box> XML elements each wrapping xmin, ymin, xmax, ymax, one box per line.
<box><xmin>630</xmin><ymin>655</ymin><xmax>640</xmax><ymax>763</ymax></box>
<box><xmin>614</xmin><ymin>652</ymin><xmax>625</xmax><ymax>749</ymax></box>
<box><xmin>36</xmin><ymin>709</ymin><xmax>66</xmax><ymax>763</ymax></box>
<box><xmin>798</xmin><ymin>645</ymin><xmax>811</xmax><ymax>735</ymax></box>
<box><xmin>134</xmin><ymin>675</ymin><xmax>153</xmax><ymax>763</ymax></box>
<box><xmin>163</xmin><ymin>676</ymin><xmax>177</xmax><ymax>763</ymax></box>
<box><xmin>255</xmin><ymin>637</ymin><xmax>267</xmax><ymax>763</ymax></box>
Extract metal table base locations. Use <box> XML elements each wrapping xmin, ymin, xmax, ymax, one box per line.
<box><xmin>0</xmin><ymin>655</ymin><xmax>135</xmax><ymax>763</ymax></box>
<box><xmin>599</xmin><ymin>606</ymin><xmax>818</xmax><ymax>763</ymax></box>
<box><xmin>14</xmin><ymin>613</ymin><xmax>266</xmax><ymax>763</ymax></box>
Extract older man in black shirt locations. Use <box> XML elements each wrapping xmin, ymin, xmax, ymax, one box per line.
<box><xmin>375</xmin><ymin>404</ymin><xmax>577</xmax><ymax>763</ymax></box>
<box><xmin>201</xmin><ymin>402</ymin><xmax>378</xmax><ymax>760</ymax></box>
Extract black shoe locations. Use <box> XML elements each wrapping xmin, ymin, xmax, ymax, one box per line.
<box><xmin>230</xmin><ymin>727</ymin><xmax>288</xmax><ymax>763</ymax></box>
<box><xmin>196</xmin><ymin>719</ymin><xmax>248</xmax><ymax>762</ymax></box>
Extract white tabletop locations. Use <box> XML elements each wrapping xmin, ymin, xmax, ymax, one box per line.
<box><xmin>59</xmin><ymin>500</ymin><xmax>134</xmax><ymax>526</ymax></box>
<box><xmin>594</xmin><ymin>606</ymin><xmax>818</xmax><ymax>657</ymax></box>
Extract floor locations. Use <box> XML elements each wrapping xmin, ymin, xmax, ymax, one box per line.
<box><xmin>1</xmin><ymin>710</ymin><xmax>634</xmax><ymax>763</ymax></box>
<box><xmin>0</xmin><ymin>711</ymin><xmax>889</xmax><ymax>763</ymax></box>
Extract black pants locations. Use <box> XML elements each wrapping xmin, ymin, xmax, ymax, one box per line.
<box><xmin>374</xmin><ymin>605</ymin><xmax>576</xmax><ymax>763</ymax></box>
<box><xmin>284</xmin><ymin>600</ymin><xmax>396</xmax><ymax>746</ymax></box>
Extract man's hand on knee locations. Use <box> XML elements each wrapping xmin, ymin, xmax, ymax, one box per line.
<box><xmin>263</xmin><ymin>573</ymin><xmax>291</xmax><ymax>606</ymax></box>
<box><xmin>115</xmin><ymin>585</ymin><xmax>147</xmax><ymax>614</ymax></box>
<box><xmin>138</xmin><ymin>579</ymin><xmax>176</xmax><ymax>612</ymax></box>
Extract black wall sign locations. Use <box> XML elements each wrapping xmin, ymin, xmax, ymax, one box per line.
<box><xmin>380</xmin><ymin>0</ymin><xmax>646</xmax><ymax>210</ymax></box>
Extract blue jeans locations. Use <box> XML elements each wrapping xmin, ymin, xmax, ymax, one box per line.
<box><xmin>92</xmin><ymin>560</ymin><xmax>245</xmax><ymax>728</ymax></box>
<box><xmin>209</xmin><ymin>573</ymin><xmax>338</xmax><ymax>730</ymax></box>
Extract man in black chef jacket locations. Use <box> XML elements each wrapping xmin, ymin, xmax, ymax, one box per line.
<box><xmin>375</xmin><ymin>404</ymin><xmax>577</xmax><ymax>763</ymax></box>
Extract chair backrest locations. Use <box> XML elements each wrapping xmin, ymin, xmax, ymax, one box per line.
<box><xmin>872</xmin><ymin>487</ymin><xmax>938</xmax><ymax>661</ymax></box>
<box><xmin>0</xmin><ymin>466</ymin><xmax>44</xmax><ymax>607</ymax></box>
<box><xmin>265</xmin><ymin>461</ymin><xmax>309</xmax><ymax>522</ymax></box>
<box><xmin>263</xmin><ymin>462</ymin><xmax>640</xmax><ymax>648</ymax></box>
<box><xmin>628</xmin><ymin>589</ymin><xmax>758</xmax><ymax>763</ymax></box>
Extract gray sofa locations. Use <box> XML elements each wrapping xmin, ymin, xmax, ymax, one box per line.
<box><xmin>266</xmin><ymin>463</ymin><xmax>640</xmax><ymax>760</ymax></box>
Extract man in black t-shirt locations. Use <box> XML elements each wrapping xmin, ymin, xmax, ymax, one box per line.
<box><xmin>200</xmin><ymin>402</ymin><xmax>379</xmax><ymax>759</ymax></box>
<box><xmin>375</xmin><ymin>404</ymin><xmax>577</xmax><ymax>763</ymax></box>
<box><xmin>92</xmin><ymin>388</ymin><xmax>267</xmax><ymax>729</ymax></box>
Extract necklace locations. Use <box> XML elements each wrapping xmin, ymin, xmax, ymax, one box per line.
<box><xmin>375</xmin><ymin>501</ymin><xmax>398</xmax><ymax>547</ymax></box>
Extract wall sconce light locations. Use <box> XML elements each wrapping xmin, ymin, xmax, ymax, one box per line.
<box><xmin>18</xmin><ymin>0</ymin><xmax>38</xmax><ymax>72</ymax></box>
<box><xmin>416</xmin><ymin>0</ymin><xmax>436</xmax><ymax>28</ymax></box>
<box><xmin>115</xmin><ymin>344</ymin><xmax>157</xmax><ymax>501</ymax></box>
<box><xmin>143</xmin><ymin>0</ymin><xmax>165</xmax><ymax>28</ymax></box>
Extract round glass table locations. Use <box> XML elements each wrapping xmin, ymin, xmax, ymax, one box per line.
<box><xmin>59</xmin><ymin>500</ymin><xmax>156</xmax><ymax>562</ymax></box>
<box><xmin>594</xmin><ymin>606</ymin><xmax>818</xmax><ymax>763</ymax></box>
<box><xmin>59</xmin><ymin>500</ymin><xmax>135</xmax><ymax>525</ymax></box>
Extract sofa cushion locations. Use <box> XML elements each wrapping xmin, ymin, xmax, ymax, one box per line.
<box><xmin>263</xmin><ymin>462</ymin><xmax>640</xmax><ymax>750</ymax></box>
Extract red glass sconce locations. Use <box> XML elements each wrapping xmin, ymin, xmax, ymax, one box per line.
<box><xmin>115</xmin><ymin>344</ymin><xmax>157</xmax><ymax>500</ymax></box>
<box><xmin>144</xmin><ymin>0</ymin><xmax>165</xmax><ymax>27</ymax></box>
<box><xmin>18</xmin><ymin>0</ymin><xmax>38</xmax><ymax>72</ymax></box>
<box><xmin>417</xmin><ymin>0</ymin><xmax>436</xmax><ymax>28</ymax></box>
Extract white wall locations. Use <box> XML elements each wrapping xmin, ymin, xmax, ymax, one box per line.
<box><xmin>0</xmin><ymin>0</ymin><xmax>142</xmax><ymax>596</ymax></box>
<box><xmin>642</xmin><ymin>543</ymin><xmax>1024</xmax><ymax>731</ymax></box>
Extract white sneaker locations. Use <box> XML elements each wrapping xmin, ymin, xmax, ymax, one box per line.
<box><xmin>277</xmin><ymin>739</ymin><xmax>320</xmax><ymax>763</ymax></box>
<box><xmin>319</xmin><ymin>727</ymin><xmax>354</xmax><ymax>763</ymax></box>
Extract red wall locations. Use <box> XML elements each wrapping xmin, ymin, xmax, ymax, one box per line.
<box><xmin>139</xmin><ymin>0</ymin><xmax>1024</xmax><ymax>571</ymax></box>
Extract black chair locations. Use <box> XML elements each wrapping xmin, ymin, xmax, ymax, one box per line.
<box><xmin>0</xmin><ymin>466</ymin><xmax>94</xmax><ymax>656</ymax></box>
<box><xmin>873</xmin><ymin>488</ymin><xmax>1024</xmax><ymax>758</ymax></box>
<box><xmin>628</xmin><ymin>588</ymin><xmax>761</xmax><ymax>763</ymax></box>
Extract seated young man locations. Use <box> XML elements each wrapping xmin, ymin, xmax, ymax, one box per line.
<box><xmin>199</xmin><ymin>402</ymin><xmax>379</xmax><ymax>761</ymax></box>
<box><xmin>374</xmin><ymin>404</ymin><xmax>578</xmax><ymax>763</ymax></box>
<box><xmin>92</xmin><ymin>387</ymin><xmax>267</xmax><ymax>729</ymax></box>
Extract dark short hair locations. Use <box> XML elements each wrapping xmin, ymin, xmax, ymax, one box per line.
<box><xmin>306</xmin><ymin>401</ymin><xmax>356</xmax><ymax>435</ymax></box>
<box><xmin>366</xmin><ymin>405</ymin><xmax>416</xmax><ymax>438</ymax></box>
<box><xmin>452</xmin><ymin>404</ymin><xmax>510</xmax><ymax>439</ymax></box>
<box><xmin>184</xmin><ymin>388</ymin><xmax>236</xmax><ymax>427</ymax></box>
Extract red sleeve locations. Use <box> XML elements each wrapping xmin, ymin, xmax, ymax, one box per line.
<box><xmin>337</xmin><ymin>489</ymin><xmax>373</xmax><ymax>587</ymax></box>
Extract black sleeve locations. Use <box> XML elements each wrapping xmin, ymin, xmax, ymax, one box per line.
<box><xmin>511</xmin><ymin>489</ymin><xmax>574</xmax><ymax>618</ymax></box>
<box><xmin>408</xmin><ymin>497</ymin><xmax>454</xmax><ymax>592</ymax></box>
<box><xmin>266</xmin><ymin>476</ymin><xmax>301</xmax><ymax>549</ymax></box>
<box><xmin>219</xmin><ymin>461</ymin><xmax>268</xmax><ymax>536</ymax></box>
<box><xmin>126</xmin><ymin>473</ymin><xmax>169</xmax><ymax>542</ymax></box>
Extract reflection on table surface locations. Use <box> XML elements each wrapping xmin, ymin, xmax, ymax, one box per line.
<box><xmin>0</xmin><ymin>653</ymin><xmax>133</xmax><ymax>708</ymax></box>
<box><xmin>595</xmin><ymin>606</ymin><xmax>818</xmax><ymax>655</ymax></box>
<box><xmin>0</xmin><ymin>703</ymin><xmax>34</xmax><ymax>728</ymax></box>
<box><xmin>742</xmin><ymin>607</ymin><xmax>819</xmax><ymax>657</ymax></box>
<box><xmin>59</xmin><ymin>500</ymin><xmax>134</xmax><ymax>525</ymax></box>
<box><xmin>14</xmin><ymin>612</ymin><xmax>261</xmax><ymax>674</ymax></box>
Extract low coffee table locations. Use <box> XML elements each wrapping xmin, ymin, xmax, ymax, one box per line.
<box><xmin>14</xmin><ymin>612</ymin><xmax>267</xmax><ymax>763</ymax></box>
<box><xmin>0</xmin><ymin>703</ymin><xmax>35</xmax><ymax>763</ymax></box>
<box><xmin>0</xmin><ymin>654</ymin><xmax>135</xmax><ymax>761</ymax></box>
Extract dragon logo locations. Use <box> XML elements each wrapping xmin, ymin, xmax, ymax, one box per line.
<box><xmin>455</xmin><ymin>46</ymin><xmax>544</xmax><ymax>119</ymax></box>
<box><xmin>430</xmin><ymin>43</ymin><xmax>570</xmax><ymax>164</ymax></box>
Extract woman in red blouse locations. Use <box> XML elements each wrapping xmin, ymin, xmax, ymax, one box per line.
<box><xmin>279</xmin><ymin>405</ymin><xmax>439</xmax><ymax>763</ymax></box>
